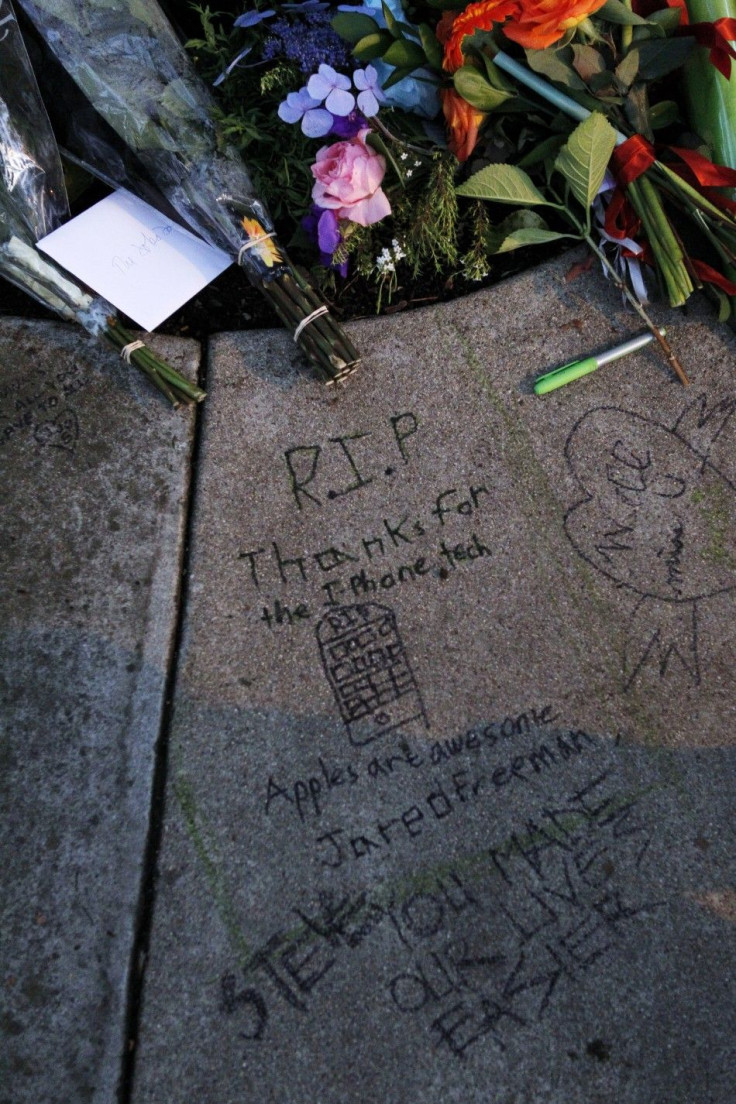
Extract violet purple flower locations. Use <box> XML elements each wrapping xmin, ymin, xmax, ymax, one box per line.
<box><xmin>353</xmin><ymin>66</ymin><xmax>386</xmax><ymax>118</ymax></box>
<box><xmin>281</xmin><ymin>1</ymin><xmax>330</xmax><ymax>9</ymax></box>
<box><xmin>233</xmin><ymin>9</ymin><xmax>276</xmax><ymax>28</ymax></box>
<box><xmin>261</xmin><ymin>11</ymin><xmax>352</xmax><ymax>73</ymax></box>
<box><xmin>328</xmin><ymin>109</ymin><xmax>369</xmax><ymax>139</ymax></box>
<box><xmin>307</xmin><ymin>64</ymin><xmax>355</xmax><ymax>117</ymax></box>
<box><xmin>301</xmin><ymin>205</ymin><xmax>348</xmax><ymax>276</ymax></box>
<box><xmin>278</xmin><ymin>87</ymin><xmax>333</xmax><ymax>137</ymax></box>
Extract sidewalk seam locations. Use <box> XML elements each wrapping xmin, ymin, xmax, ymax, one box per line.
<box><xmin>117</xmin><ymin>339</ymin><xmax>211</xmax><ymax>1104</ymax></box>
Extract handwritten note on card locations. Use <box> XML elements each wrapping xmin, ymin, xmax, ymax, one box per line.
<box><xmin>37</xmin><ymin>190</ymin><xmax>232</xmax><ymax>332</ymax></box>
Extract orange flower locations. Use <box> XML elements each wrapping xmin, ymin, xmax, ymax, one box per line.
<box><xmin>440</xmin><ymin>0</ymin><xmax>521</xmax><ymax>72</ymax></box>
<box><xmin>241</xmin><ymin>217</ymin><xmax>283</xmax><ymax>268</ymax></box>
<box><xmin>502</xmin><ymin>0</ymin><xmax>608</xmax><ymax>49</ymax></box>
<box><xmin>441</xmin><ymin>87</ymin><xmax>486</xmax><ymax>162</ymax></box>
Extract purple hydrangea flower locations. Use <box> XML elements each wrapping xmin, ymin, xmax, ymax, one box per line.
<box><xmin>278</xmin><ymin>87</ymin><xmax>333</xmax><ymax>137</ymax></box>
<box><xmin>307</xmin><ymin>64</ymin><xmax>355</xmax><ymax>117</ymax></box>
<box><xmin>261</xmin><ymin>12</ymin><xmax>352</xmax><ymax>74</ymax></box>
<box><xmin>233</xmin><ymin>9</ymin><xmax>276</xmax><ymax>28</ymax></box>
<box><xmin>282</xmin><ymin>1</ymin><xmax>330</xmax><ymax>9</ymax></box>
<box><xmin>353</xmin><ymin>66</ymin><xmax>386</xmax><ymax>118</ymax></box>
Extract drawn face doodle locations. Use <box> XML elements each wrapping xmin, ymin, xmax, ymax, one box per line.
<box><xmin>564</xmin><ymin>406</ymin><xmax>736</xmax><ymax>604</ymax></box>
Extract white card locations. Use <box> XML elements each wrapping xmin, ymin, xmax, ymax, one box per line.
<box><xmin>37</xmin><ymin>189</ymin><xmax>232</xmax><ymax>332</ymax></box>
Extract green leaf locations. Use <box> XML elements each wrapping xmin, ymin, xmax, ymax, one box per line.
<box><xmin>493</xmin><ymin>227</ymin><xmax>573</xmax><ymax>252</ymax></box>
<box><xmin>623</xmin><ymin>83</ymin><xmax>651</xmax><ymax>136</ymax></box>
<box><xmin>382</xmin><ymin>0</ymin><xmax>400</xmax><ymax>37</ymax></box>
<box><xmin>456</xmin><ymin>163</ymin><xmax>555</xmax><ymax>206</ymax></box>
<box><xmin>454</xmin><ymin>67</ymin><xmax>513</xmax><ymax>111</ymax></box>
<box><xmin>381</xmin><ymin>2</ymin><xmax>417</xmax><ymax>39</ymax></box>
<box><xmin>526</xmin><ymin>46</ymin><xmax>586</xmax><ymax>90</ymax></box>
<box><xmin>331</xmin><ymin>13</ymin><xmax>380</xmax><ymax>43</ymax></box>
<box><xmin>365</xmin><ymin>131</ymin><xmax>404</xmax><ymax>183</ymax></box>
<box><xmin>353</xmin><ymin>30</ymin><xmax>394</xmax><ymax>61</ymax></box>
<box><xmin>600</xmin><ymin>0</ymin><xmax>649</xmax><ymax>24</ymax></box>
<box><xmin>631</xmin><ymin>22</ymin><xmax>666</xmax><ymax>40</ymax></box>
<box><xmin>614</xmin><ymin>49</ymin><xmax>640</xmax><ymax>91</ymax></box>
<box><xmin>647</xmin><ymin>8</ymin><xmax>683</xmax><ymax>32</ymax></box>
<box><xmin>649</xmin><ymin>100</ymin><xmax>679</xmax><ymax>129</ymax></box>
<box><xmin>636</xmin><ymin>37</ymin><xmax>695</xmax><ymax>79</ymax></box>
<box><xmin>382</xmin><ymin>38</ymin><xmax>427</xmax><ymax>68</ymax></box>
<box><xmin>571</xmin><ymin>45</ymin><xmax>607</xmax><ymax>83</ymax></box>
<box><xmin>711</xmin><ymin>285</ymin><xmax>732</xmax><ymax>322</ymax></box>
<box><xmin>554</xmin><ymin>112</ymin><xmax>617</xmax><ymax>210</ymax></box>
<box><xmin>418</xmin><ymin>22</ymin><xmax>442</xmax><ymax>70</ymax></box>
<box><xmin>486</xmin><ymin>209</ymin><xmax>577</xmax><ymax>253</ymax></box>
<box><xmin>517</xmin><ymin>134</ymin><xmax>567</xmax><ymax>169</ymax></box>
<box><xmin>588</xmin><ymin>72</ymin><xmax>621</xmax><ymax>99</ymax></box>
<box><xmin>381</xmin><ymin>64</ymin><xmax>416</xmax><ymax>89</ymax></box>
<box><xmin>480</xmin><ymin>54</ymin><xmax>518</xmax><ymax>93</ymax></box>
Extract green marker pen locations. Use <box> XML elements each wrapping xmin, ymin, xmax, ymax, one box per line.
<box><xmin>534</xmin><ymin>329</ymin><xmax>665</xmax><ymax>395</ymax></box>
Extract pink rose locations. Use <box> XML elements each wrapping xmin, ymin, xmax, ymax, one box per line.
<box><xmin>311</xmin><ymin>128</ymin><xmax>391</xmax><ymax>227</ymax></box>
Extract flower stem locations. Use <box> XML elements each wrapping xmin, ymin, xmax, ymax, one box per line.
<box><xmin>104</xmin><ymin>318</ymin><xmax>206</xmax><ymax>405</ymax></box>
<box><xmin>584</xmin><ymin>233</ymin><xmax>690</xmax><ymax>385</ymax></box>
<box><xmin>621</xmin><ymin>0</ymin><xmax>634</xmax><ymax>52</ymax></box>
<box><xmin>627</xmin><ymin>177</ymin><xmax>693</xmax><ymax>306</ymax></box>
<box><xmin>371</xmin><ymin>116</ymin><xmax>431</xmax><ymax>158</ymax></box>
<box><xmin>259</xmin><ymin>268</ymin><xmax>361</xmax><ymax>383</ymax></box>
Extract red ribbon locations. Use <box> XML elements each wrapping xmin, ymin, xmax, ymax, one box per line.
<box><xmin>691</xmin><ymin>259</ymin><xmax>736</xmax><ymax>295</ymax></box>
<box><xmin>604</xmin><ymin>136</ymin><xmax>736</xmax><ymax>297</ymax></box>
<box><xmin>678</xmin><ymin>18</ymin><xmax>736</xmax><ymax>79</ymax></box>
<box><xmin>611</xmin><ymin>135</ymin><xmax>657</xmax><ymax>187</ymax></box>
<box><xmin>669</xmin><ymin>145</ymin><xmax>736</xmax><ymax>189</ymax></box>
<box><xmin>603</xmin><ymin>188</ymin><xmax>642</xmax><ymax>246</ymax></box>
<box><xmin>611</xmin><ymin>136</ymin><xmax>736</xmax><ymax>195</ymax></box>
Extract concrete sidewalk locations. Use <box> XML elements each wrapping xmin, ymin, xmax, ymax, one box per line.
<box><xmin>1</xmin><ymin>321</ymin><xmax>199</xmax><ymax>1104</ymax></box>
<box><xmin>2</xmin><ymin>256</ymin><xmax>735</xmax><ymax>1103</ymax></box>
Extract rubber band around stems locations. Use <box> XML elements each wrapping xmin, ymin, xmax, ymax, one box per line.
<box><xmin>293</xmin><ymin>305</ymin><xmax>329</xmax><ymax>343</ymax></box>
<box><xmin>121</xmin><ymin>339</ymin><xmax>145</xmax><ymax>363</ymax></box>
<box><xmin>237</xmin><ymin>232</ymin><xmax>276</xmax><ymax>265</ymax></box>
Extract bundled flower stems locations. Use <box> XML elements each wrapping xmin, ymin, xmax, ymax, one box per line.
<box><xmin>17</xmin><ymin>0</ymin><xmax>361</xmax><ymax>384</ymax></box>
<box><xmin>684</xmin><ymin>0</ymin><xmax>736</xmax><ymax>312</ymax></box>
<box><xmin>0</xmin><ymin>2</ymin><xmax>203</xmax><ymax>406</ymax></box>
<box><xmin>684</xmin><ymin>0</ymin><xmax>736</xmax><ymax>180</ymax></box>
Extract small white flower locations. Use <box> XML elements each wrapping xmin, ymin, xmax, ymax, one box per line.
<box><xmin>399</xmin><ymin>152</ymin><xmax>408</xmax><ymax>161</ymax></box>
<box><xmin>405</xmin><ymin>169</ymin><xmax>413</xmax><ymax>178</ymax></box>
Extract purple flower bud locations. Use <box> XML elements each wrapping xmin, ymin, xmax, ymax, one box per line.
<box><xmin>329</xmin><ymin>110</ymin><xmax>369</xmax><ymax>139</ymax></box>
<box><xmin>317</xmin><ymin>209</ymin><xmax>341</xmax><ymax>255</ymax></box>
<box><xmin>301</xmin><ymin>205</ymin><xmax>348</xmax><ymax>276</ymax></box>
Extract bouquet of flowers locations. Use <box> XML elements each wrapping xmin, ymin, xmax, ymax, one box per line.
<box><xmin>203</xmin><ymin>0</ymin><xmax>736</xmax><ymax>385</ymax></box>
<box><xmin>0</xmin><ymin>0</ymin><xmax>203</xmax><ymax>405</ymax></box>
<box><xmin>17</xmin><ymin>0</ymin><xmax>361</xmax><ymax>384</ymax></box>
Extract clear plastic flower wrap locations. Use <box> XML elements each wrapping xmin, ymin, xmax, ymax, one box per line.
<box><xmin>17</xmin><ymin>0</ymin><xmax>361</xmax><ymax>383</ymax></box>
<box><xmin>0</xmin><ymin>0</ymin><xmax>204</xmax><ymax>405</ymax></box>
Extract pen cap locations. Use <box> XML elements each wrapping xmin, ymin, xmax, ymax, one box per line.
<box><xmin>534</xmin><ymin>356</ymin><xmax>598</xmax><ymax>395</ymax></box>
